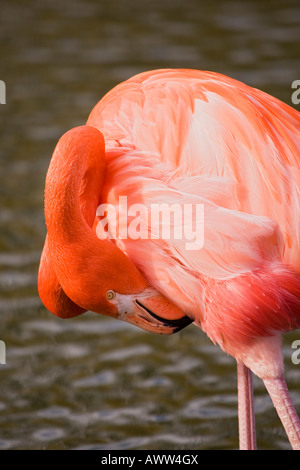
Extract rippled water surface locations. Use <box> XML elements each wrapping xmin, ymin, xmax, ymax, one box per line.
<box><xmin>0</xmin><ymin>0</ymin><xmax>299</xmax><ymax>450</ymax></box>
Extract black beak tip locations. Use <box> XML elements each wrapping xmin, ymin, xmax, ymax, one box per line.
<box><xmin>135</xmin><ymin>300</ymin><xmax>193</xmax><ymax>333</ymax></box>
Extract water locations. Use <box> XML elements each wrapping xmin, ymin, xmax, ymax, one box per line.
<box><xmin>0</xmin><ymin>0</ymin><xmax>299</xmax><ymax>450</ymax></box>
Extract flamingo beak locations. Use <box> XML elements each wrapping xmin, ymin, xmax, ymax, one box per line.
<box><xmin>117</xmin><ymin>288</ymin><xmax>193</xmax><ymax>335</ymax></box>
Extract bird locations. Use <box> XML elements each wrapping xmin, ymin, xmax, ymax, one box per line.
<box><xmin>38</xmin><ymin>69</ymin><xmax>300</xmax><ymax>450</ymax></box>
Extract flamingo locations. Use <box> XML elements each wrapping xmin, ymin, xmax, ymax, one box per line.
<box><xmin>38</xmin><ymin>69</ymin><xmax>300</xmax><ymax>450</ymax></box>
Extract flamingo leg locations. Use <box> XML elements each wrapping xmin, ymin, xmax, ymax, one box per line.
<box><xmin>237</xmin><ymin>362</ymin><xmax>257</xmax><ymax>450</ymax></box>
<box><xmin>263</xmin><ymin>376</ymin><xmax>300</xmax><ymax>450</ymax></box>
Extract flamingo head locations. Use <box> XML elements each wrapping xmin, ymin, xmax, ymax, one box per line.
<box><xmin>50</xmin><ymin>244</ymin><xmax>193</xmax><ymax>335</ymax></box>
<box><xmin>102</xmin><ymin>285</ymin><xmax>193</xmax><ymax>334</ymax></box>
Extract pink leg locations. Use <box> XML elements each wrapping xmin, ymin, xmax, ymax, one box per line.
<box><xmin>237</xmin><ymin>362</ymin><xmax>257</xmax><ymax>450</ymax></box>
<box><xmin>263</xmin><ymin>376</ymin><xmax>300</xmax><ymax>450</ymax></box>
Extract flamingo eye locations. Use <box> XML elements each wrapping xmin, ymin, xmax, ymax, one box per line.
<box><xmin>106</xmin><ymin>290</ymin><xmax>116</xmax><ymax>301</ymax></box>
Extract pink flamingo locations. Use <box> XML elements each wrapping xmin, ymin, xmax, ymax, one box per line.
<box><xmin>38</xmin><ymin>69</ymin><xmax>300</xmax><ymax>450</ymax></box>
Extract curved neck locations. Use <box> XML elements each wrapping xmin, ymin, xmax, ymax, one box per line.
<box><xmin>45</xmin><ymin>125</ymin><xmax>105</xmax><ymax>238</ymax></box>
<box><xmin>45</xmin><ymin>125</ymin><xmax>107</xmax><ymax>307</ymax></box>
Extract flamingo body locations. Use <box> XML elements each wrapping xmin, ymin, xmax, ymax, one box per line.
<box><xmin>87</xmin><ymin>69</ymin><xmax>300</xmax><ymax>377</ymax></box>
<box><xmin>39</xmin><ymin>69</ymin><xmax>300</xmax><ymax>449</ymax></box>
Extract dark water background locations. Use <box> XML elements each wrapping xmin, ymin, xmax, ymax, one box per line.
<box><xmin>0</xmin><ymin>0</ymin><xmax>299</xmax><ymax>450</ymax></box>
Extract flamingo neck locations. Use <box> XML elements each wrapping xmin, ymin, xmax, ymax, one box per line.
<box><xmin>45</xmin><ymin>125</ymin><xmax>107</xmax><ymax>307</ymax></box>
<box><xmin>45</xmin><ymin>125</ymin><xmax>105</xmax><ymax>239</ymax></box>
